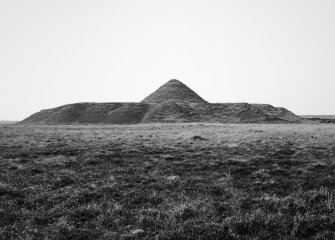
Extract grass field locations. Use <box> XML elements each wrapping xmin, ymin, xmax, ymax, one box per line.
<box><xmin>1</xmin><ymin>123</ymin><xmax>335</xmax><ymax>239</ymax></box>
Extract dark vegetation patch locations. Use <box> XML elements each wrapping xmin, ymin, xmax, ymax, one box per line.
<box><xmin>1</xmin><ymin>124</ymin><xmax>335</xmax><ymax>239</ymax></box>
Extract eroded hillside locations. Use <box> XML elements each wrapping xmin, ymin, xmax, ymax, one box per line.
<box><xmin>20</xmin><ymin>79</ymin><xmax>303</xmax><ymax>124</ymax></box>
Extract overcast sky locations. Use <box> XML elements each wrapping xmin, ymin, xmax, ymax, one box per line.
<box><xmin>1</xmin><ymin>0</ymin><xmax>335</xmax><ymax>120</ymax></box>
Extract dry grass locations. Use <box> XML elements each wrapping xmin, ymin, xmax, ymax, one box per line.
<box><xmin>1</xmin><ymin>123</ymin><xmax>335</xmax><ymax>239</ymax></box>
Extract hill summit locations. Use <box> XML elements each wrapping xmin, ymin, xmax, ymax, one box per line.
<box><xmin>20</xmin><ymin>79</ymin><xmax>303</xmax><ymax>124</ymax></box>
<box><xmin>142</xmin><ymin>79</ymin><xmax>207</xmax><ymax>104</ymax></box>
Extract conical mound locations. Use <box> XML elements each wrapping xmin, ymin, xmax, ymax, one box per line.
<box><xmin>141</xmin><ymin>79</ymin><xmax>207</xmax><ymax>104</ymax></box>
<box><xmin>19</xmin><ymin>79</ymin><xmax>304</xmax><ymax>124</ymax></box>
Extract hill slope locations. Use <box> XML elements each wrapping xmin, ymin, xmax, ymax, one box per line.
<box><xmin>20</xmin><ymin>79</ymin><xmax>303</xmax><ymax>124</ymax></box>
<box><xmin>141</xmin><ymin>79</ymin><xmax>207</xmax><ymax>104</ymax></box>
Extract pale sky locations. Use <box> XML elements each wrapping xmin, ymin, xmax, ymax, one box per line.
<box><xmin>1</xmin><ymin>0</ymin><xmax>335</xmax><ymax>120</ymax></box>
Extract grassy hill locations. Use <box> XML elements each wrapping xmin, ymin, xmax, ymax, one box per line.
<box><xmin>20</xmin><ymin>80</ymin><xmax>303</xmax><ymax>124</ymax></box>
<box><xmin>300</xmin><ymin>115</ymin><xmax>335</xmax><ymax>124</ymax></box>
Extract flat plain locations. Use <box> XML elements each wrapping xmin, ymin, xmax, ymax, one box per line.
<box><xmin>1</xmin><ymin>123</ymin><xmax>335</xmax><ymax>239</ymax></box>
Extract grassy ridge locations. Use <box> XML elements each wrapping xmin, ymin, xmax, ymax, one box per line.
<box><xmin>0</xmin><ymin>121</ymin><xmax>17</xmax><ymax>125</ymax></box>
<box><xmin>1</xmin><ymin>124</ymin><xmax>335</xmax><ymax>239</ymax></box>
<box><xmin>300</xmin><ymin>115</ymin><xmax>335</xmax><ymax>119</ymax></box>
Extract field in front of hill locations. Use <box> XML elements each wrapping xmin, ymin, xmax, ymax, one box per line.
<box><xmin>1</xmin><ymin>123</ymin><xmax>335</xmax><ymax>239</ymax></box>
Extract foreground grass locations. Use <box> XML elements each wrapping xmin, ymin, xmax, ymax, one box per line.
<box><xmin>1</xmin><ymin>123</ymin><xmax>335</xmax><ymax>239</ymax></box>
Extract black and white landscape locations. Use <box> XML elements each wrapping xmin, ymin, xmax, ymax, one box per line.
<box><xmin>2</xmin><ymin>81</ymin><xmax>335</xmax><ymax>239</ymax></box>
<box><xmin>20</xmin><ymin>79</ymin><xmax>303</xmax><ymax>124</ymax></box>
<box><xmin>1</xmin><ymin>1</ymin><xmax>335</xmax><ymax>239</ymax></box>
